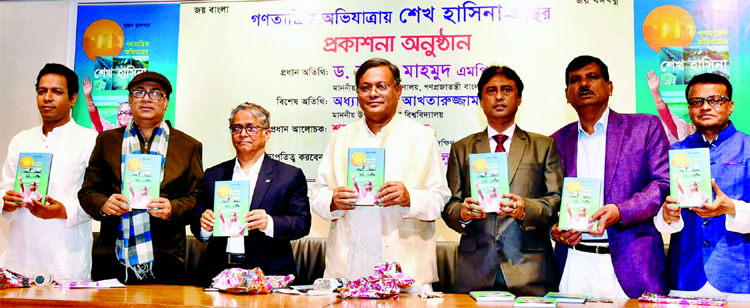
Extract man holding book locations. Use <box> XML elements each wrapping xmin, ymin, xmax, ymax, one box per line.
<box><xmin>550</xmin><ymin>55</ymin><xmax>670</xmax><ymax>298</ymax></box>
<box><xmin>442</xmin><ymin>65</ymin><xmax>563</xmax><ymax>295</ymax></box>
<box><xmin>78</xmin><ymin>71</ymin><xmax>203</xmax><ymax>284</ymax></box>
<box><xmin>190</xmin><ymin>102</ymin><xmax>310</xmax><ymax>287</ymax></box>
<box><xmin>655</xmin><ymin>73</ymin><xmax>750</xmax><ymax>299</ymax></box>
<box><xmin>1</xmin><ymin>63</ymin><xmax>97</xmax><ymax>279</ymax></box>
<box><xmin>310</xmin><ymin>58</ymin><xmax>451</xmax><ymax>294</ymax></box>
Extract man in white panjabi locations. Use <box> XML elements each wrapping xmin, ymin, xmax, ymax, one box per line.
<box><xmin>311</xmin><ymin>58</ymin><xmax>450</xmax><ymax>294</ymax></box>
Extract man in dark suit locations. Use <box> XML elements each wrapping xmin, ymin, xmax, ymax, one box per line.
<box><xmin>191</xmin><ymin>102</ymin><xmax>311</xmax><ymax>287</ymax></box>
<box><xmin>443</xmin><ymin>66</ymin><xmax>563</xmax><ymax>295</ymax></box>
<box><xmin>550</xmin><ymin>55</ymin><xmax>669</xmax><ymax>298</ymax></box>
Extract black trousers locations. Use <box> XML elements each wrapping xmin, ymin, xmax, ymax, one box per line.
<box><xmin>91</xmin><ymin>250</ymin><xmax>185</xmax><ymax>285</ymax></box>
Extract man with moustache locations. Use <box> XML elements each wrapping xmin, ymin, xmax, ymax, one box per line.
<box><xmin>79</xmin><ymin>71</ymin><xmax>203</xmax><ymax>284</ymax></box>
<box><xmin>550</xmin><ymin>55</ymin><xmax>670</xmax><ymax>298</ymax></box>
<box><xmin>443</xmin><ymin>66</ymin><xmax>562</xmax><ymax>295</ymax></box>
<box><xmin>191</xmin><ymin>103</ymin><xmax>310</xmax><ymax>287</ymax></box>
<box><xmin>310</xmin><ymin>58</ymin><xmax>451</xmax><ymax>294</ymax></box>
<box><xmin>1</xmin><ymin>63</ymin><xmax>97</xmax><ymax>279</ymax></box>
<box><xmin>656</xmin><ymin>73</ymin><xmax>750</xmax><ymax>299</ymax></box>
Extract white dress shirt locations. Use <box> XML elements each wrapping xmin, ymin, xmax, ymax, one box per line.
<box><xmin>200</xmin><ymin>156</ymin><xmax>274</xmax><ymax>254</ymax></box>
<box><xmin>0</xmin><ymin>120</ymin><xmax>97</xmax><ymax>279</ymax></box>
<box><xmin>560</xmin><ymin>108</ymin><xmax>628</xmax><ymax>299</ymax></box>
<box><xmin>488</xmin><ymin>123</ymin><xmax>515</xmax><ymax>153</ymax></box>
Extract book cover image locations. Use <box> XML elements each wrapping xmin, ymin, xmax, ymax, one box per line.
<box><xmin>14</xmin><ymin>153</ymin><xmax>53</xmax><ymax>204</ymax></box>
<box><xmin>514</xmin><ymin>297</ymin><xmax>558</xmax><ymax>308</ymax></box>
<box><xmin>669</xmin><ymin>149</ymin><xmax>712</xmax><ymax>208</ymax></box>
<box><xmin>469</xmin><ymin>152</ymin><xmax>510</xmax><ymax>213</ymax></box>
<box><xmin>347</xmin><ymin>148</ymin><xmax>385</xmax><ymax>206</ymax></box>
<box><xmin>470</xmin><ymin>291</ymin><xmax>516</xmax><ymax>302</ymax></box>
<box><xmin>559</xmin><ymin>178</ymin><xmax>602</xmax><ymax>232</ymax></box>
<box><xmin>213</xmin><ymin>180</ymin><xmax>250</xmax><ymax>237</ymax></box>
<box><xmin>122</xmin><ymin>154</ymin><xmax>161</xmax><ymax>210</ymax></box>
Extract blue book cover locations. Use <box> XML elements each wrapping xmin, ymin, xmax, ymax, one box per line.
<box><xmin>559</xmin><ymin>177</ymin><xmax>602</xmax><ymax>232</ymax></box>
<box><xmin>14</xmin><ymin>153</ymin><xmax>53</xmax><ymax>204</ymax></box>
<box><xmin>669</xmin><ymin>148</ymin><xmax>712</xmax><ymax>208</ymax></box>
<box><xmin>469</xmin><ymin>152</ymin><xmax>510</xmax><ymax>213</ymax></box>
<box><xmin>347</xmin><ymin>148</ymin><xmax>385</xmax><ymax>206</ymax></box>
<box><xmin>213</xmin><ymin>180</ymin><xmax>250</xmax><ymax>237</ymax></box>
<box><xmin>122</xmin><ymin>154</ymin><xmax>161</xmax><ymax>210</ymax></box>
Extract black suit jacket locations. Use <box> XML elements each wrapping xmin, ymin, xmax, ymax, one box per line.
<box><xmin>190</xmin><ymin>154</ymin><xmax>311</xmax><ymax>286</ymax></box>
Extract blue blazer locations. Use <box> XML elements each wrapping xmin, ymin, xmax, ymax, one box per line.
<box><xmin>190</xmin><ymin>154</ymin><xmax>311</xmax><ymax>287</ymax></box>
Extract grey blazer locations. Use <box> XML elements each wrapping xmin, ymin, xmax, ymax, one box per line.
<box><xmin>442</xmin><ymin>126</ymin><xmax>563</xmax><ymax>295</ymax></box>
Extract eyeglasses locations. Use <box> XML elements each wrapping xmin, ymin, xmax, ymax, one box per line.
<box><xmin>356</xmin><ymin>83</ymin><xmax>396</xmax><ymax>97</ymax></box>
<box><xmin>687</xmin><ymin>95</ymin><xmax>728</xmax><ymax>108</ymax></box>
<box><xmin>130</xmin><ymin>90</ymin><xmax>167</xmax><ymax>100</ymax></box>
<box><xmin>117</xmin><ymin>110</ymin><xmax>132</xmax><ymax>116</ymax></box>
<box><xmin>230</xmin><ymin>124</ymin><xmax>265</xmax><ymax>135</ymax></box>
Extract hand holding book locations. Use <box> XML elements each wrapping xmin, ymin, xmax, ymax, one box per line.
<box><xmin>26</xmin><ymin>195</ymin><xmax>67</xmax><ymax>219</ymax></box>
<box><xmin>102</xmin><ymin>194</ymin><xmax>131</xmax><ymax>216</ymax></box>
<box><xmin>146</xmin><ymin>197</ymin><xmax>172</xmax><ymax>220</ymax></box>
<box><xmin>2</xmin><ymin>190</ymin><xmax>24</xmax><ymax>212</ymax></box>
<box><xmin>692</xmin><ymin>178</ymin><xmax>736</xmax><ymax>218</ymax></box>
<box><xmin>551</xmin><ymin>224</ymin><xmax>583</xmax><ymax>246</ymax></box>
<box><xmin>378</xmin><ymin>181</ymin><xmax>410</xmax><ymax>207</ymax></box>
<box><xmin>661</xmin><ymin>196</ymin><xmax>682</xmax><ymax>224</ymax></box>
<box><xmin>588</xmin><ymin>204</ymin><xmax>621</xmax><ymax>236</ymax></box>
<box><xmin>460</xmin><ymin>197</ymin><xmax>486</xmax><ymax>222</ymax></box>
<box><xmin>330</xmin><ymin>186</ymin><xmax>357</xmax><ymax>211</ymax></box>
<box><xmin>499</xmin><ymin>193</ymin><xmax>525</xmax><ymax>220</ymax></box>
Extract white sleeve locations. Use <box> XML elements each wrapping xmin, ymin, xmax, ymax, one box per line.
<box><xmin>310</xmin><ymin>146</ymin><xmax>345</xmax><ymax>221</ymax></box>
<box><xmin>0</xmin><ymin>134</ymin><xmax>21</xmax><ymax>223</ymax></box>
<box><xmin>261</xmin><ymin>214</ymin><xmax>274</xmax><ymax>238</ymax></box>
<box><xmin>653</xmin><ymin>205</ymin><xmax>684</xmax><ymax>234</ymax></box>
<box><xmin>199</xmin><ymin>227</ymin><xmax>212</xmax><ymax>241</ymax></box>
<box><xmin>401</xmin><ymin>139</ymin><xmax>451</xmax><ymax>221</ymax></box>
<box><xmin>726</xmin><ymin>199</ymin><xmax>750</xmax><ymax>233</ymax></box>
<box><xmin>62</xmin><ymin>132</ymin><xmax>97</xmax><ymax>228</ymax></box>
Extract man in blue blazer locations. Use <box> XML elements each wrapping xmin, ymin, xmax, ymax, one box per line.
<box><xmin>191</xmin><ymin>102</ymin><xmax>311</xmax><ymax>287</ymax></box>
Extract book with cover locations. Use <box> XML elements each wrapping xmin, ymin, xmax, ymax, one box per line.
<box><xmin>669</xmin><ymin>148</ymin><xmax>712</xmax><ymax>208</ymax></box>
<box><xmin>469</xmin><ymin>152</ymin><xmax>510</xmax><ymax>213</ymax></box>
<box><xmin>514</xmin><ymin>297</ymin><xmax>558</xmax><ymax>308</ymax></box>
<box><xmin>14</xmin><ymin>153</ymin><xmax>53</xmax><ymax>204</ymax></box>
<box><xmin>347</xmin><ymin>148</ymin><xmax>385</xmax><ymax>206</ymax></box>
<box><xmin>213</xmin><ymin>180</ymin><xmax>250</xmax><ymax>237</ymax></box>
<box><xmin>470</xmin><ymin>291</ymin><xmax>516</xmax><ymax>302</ymax></box>
<box><xmin>544</xmin><ymin>292</ymin><xmax>587</xmax><ymax>304</ymax></box>
<box><xmin>122</xmin><ymin>154</ymin><xmax>161</xmax><ymax>210</ymax></box>
<box><xmin>559</xmin><ymin>177</ymin><xmax>601</xmax><ymax>232</ymax></box>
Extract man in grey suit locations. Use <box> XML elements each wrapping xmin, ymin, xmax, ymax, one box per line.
<box><xmin>443</xmin><ymin>66</ymin><xmax>563</xmax><ymax>295</ymax></box>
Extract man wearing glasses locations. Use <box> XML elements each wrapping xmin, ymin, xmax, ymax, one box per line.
<box><xmin>655</xmin><ymin>73</ymin><xmax>750</xmax><ymax>299</ymax></box>
<box><xmin>310</xmin><ymin>58</ymin><xmax>451</xmax><ymax>294</ymax></box>
<box><xmin>190</xmin><ymin>102</ymin><xmax>310</xmax><ymax>287</ymax></box>
<box><xmin>79</xmin><ymin>71</ymin><xmax>203</xmax><ymax>284</ymax></box>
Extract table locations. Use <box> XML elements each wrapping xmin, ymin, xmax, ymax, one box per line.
<box><xmin>0</xmin><ymin>285</ymin><xmax>743</xmax><ymax>308</ymax></box>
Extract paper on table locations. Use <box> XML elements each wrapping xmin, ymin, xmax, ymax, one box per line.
<box><xmin>346</xmin><ymin>206</ymin><xmax>384</xmax><ymax>280</ymax></box>
<box><xmin>56</xmin><ymin>278</ymin><xmax>125</xmax><ymax>288</ymax></box>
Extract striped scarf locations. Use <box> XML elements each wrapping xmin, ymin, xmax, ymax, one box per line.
<box><xmin>116</xmin><ymin>119</ymin><xmax>169</xmax><ymax>282</ymax></box>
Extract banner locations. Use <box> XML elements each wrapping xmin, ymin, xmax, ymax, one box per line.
<box><xmin>178</xmin><ymin>0</ymin><xmax>632</xmax><ymax>178</ymax></box>
<box><xmin>73</xmin><ymin>4</ymin><xmax>180</xmax><ymax>133</ymax></box>
<box><xmin>634</xmin><ymin>0</ymin><xmax>750</xmax><ymax>134</ymax></box>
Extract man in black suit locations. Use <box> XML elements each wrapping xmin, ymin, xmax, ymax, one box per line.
<box><xmin>191</xmin><ymin>102</ymin><xmax>311</xmax><ymax>287</ymax></box>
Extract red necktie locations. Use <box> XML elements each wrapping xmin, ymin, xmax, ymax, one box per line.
<box><xmin>492</xmin><ymin>134</ymin><xmax>508</xmax><ymax>152</ymax></box>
